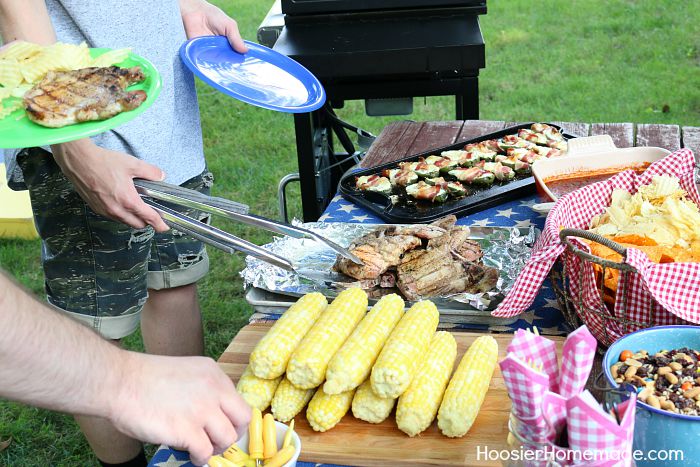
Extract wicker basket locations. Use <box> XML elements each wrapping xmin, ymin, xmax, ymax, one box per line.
<box><xmin>549</xmin><ymin>228</ymin><xmax>686</xmax><ymax>346</ymax></box>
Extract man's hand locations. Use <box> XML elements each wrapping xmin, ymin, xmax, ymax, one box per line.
<box><xmin>51</xmin><ymin>139</ymin><xmax>170</xmax><ymax>232</ymax></box>
<box><xmin>110</xmin><ymin>353</ymin><xmax>252</xmax><ymax>466</ymax></box>
<box><xmin>179</xmin><ymin>0</ymin><xmax>248</xmax><ymax>53</ymax></box>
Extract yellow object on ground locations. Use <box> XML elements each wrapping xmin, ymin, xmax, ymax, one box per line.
<box><xmin>306</xmin><ymin>386</ymin><xmax>356</xmax><ymax>432</ymax></box>
<box><xmin>271</xmin><ymin>377</ymin><xmax>315</xmax><ymax>423</ymax></box>
<box><xmin>287</xmin><ymin>288</ymin><xmax>368</xmax><ymax>389</ymax></box>
<box><xmin>0</xmin><ymin>163</ymin><xmax>37</xmax><ymax>239</ymax></box>
<box><xmin>324</xmin><ymin>293</ymin><xmax>405</xmax><ymax>395</ymax></box>
<box><xmin>397</xmin><ymin>331</ymin><xmax>457</xmax><ymax>437</ymax></box>
<box><xmin>370</xmin><ymin>300</ymin><xmax>439</xmax><ymax>398</ymax></box>
<box><xmin>437</xmin><ymin>335</ymin><xmax>498</xmax><ymax>437</ymax></box>
<box><xmin>351</xmin><ymin>379</ymin><xmax>396</xmax><ymax>424</ymax></box>
<box><xmin>237</xmin><ymin>366</ymin><xmax>282</xmax><ymax>412</ymax></box>
<box><xmin>249</xmin><ymin>292</ymin><xmax>328</xmax><ymax>379</ymax></box>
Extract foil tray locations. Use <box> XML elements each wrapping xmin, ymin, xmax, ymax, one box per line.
<box><xmin>241</xmin><ymin>222</ymin><xmax>537</xmax><ymax>322</ymax></box>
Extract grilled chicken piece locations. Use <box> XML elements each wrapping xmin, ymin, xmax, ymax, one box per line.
<box><xmin>334</xmin><ymin>231</ymin><xmax>421</xmax><ymax>280</ymax></box>
<box><xmin>24</xmin><ymin>66</ymin><xmax>147</xmax><ymax>128</ymax></box>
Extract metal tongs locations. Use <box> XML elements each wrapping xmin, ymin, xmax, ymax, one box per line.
<box><xmin>134</xmin><ymin>179</ymin><xmax>362</xmax><ymax>272</ymax></box>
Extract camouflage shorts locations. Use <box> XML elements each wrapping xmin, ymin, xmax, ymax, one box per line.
<box><xmin>17</xmin><ymin>148</ymin><xmax>212</xmax><ymax>339</ymax></box>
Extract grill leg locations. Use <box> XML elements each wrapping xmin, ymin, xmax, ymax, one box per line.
<box><xmin>277</xmin><ymin>173</ymin><xmax>300</xmax><ymax>223</ymax></box>
<box><xmin>455</xmin><ymin>77</ymin><xmax>479</xmax><ymax>120</ymax></box>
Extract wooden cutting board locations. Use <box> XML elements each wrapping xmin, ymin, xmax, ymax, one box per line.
<box><xmin>218</xmin><ymin>323</ymin><xmax>565</xmax><ymax>467</ymax></box>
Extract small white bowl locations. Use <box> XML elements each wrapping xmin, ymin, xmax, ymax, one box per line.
<box><xmin>234</xmin><ymin>420</ymin><xmax>301</xmax><ymax>467</ymax></box>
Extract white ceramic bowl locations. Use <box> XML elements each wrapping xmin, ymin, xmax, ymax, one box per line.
<box><xmin>234</xmin><ymin>420</ymin><xmax>301</xmax><ymax>467</ymax></box>
<box><xmin>532</xmin><ymin>135</ymin><xmax>670</xmax><ymax>202</ymax></box>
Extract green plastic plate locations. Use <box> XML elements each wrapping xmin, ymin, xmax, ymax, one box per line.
<box><xmin>0</xmin><ymin>48</ymin><xmax>161</xmax><ymax>149</ymax></box>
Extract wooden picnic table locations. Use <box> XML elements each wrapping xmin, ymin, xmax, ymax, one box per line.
<box><xmin>360</xmin><ymin>120</ymin><xmax>700</xmax><ymax>169</ymax></box>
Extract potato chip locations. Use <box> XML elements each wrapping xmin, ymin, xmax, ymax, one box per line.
<box><xmin>0</xmin><ymin>98</ymin><xmax>23</xmax><ymax>119</ymax></box>
<box><xmin>9</xmin><ymin>84</ymin><xmax>32</xmax><ymax>98</ymax></box>
<box><xmin>19</xmin><ymin>52</ymin><xmax>63</xmax><ymax>83</ymax></box>
<box><xmin>0</xmin><ymin>41</ymin><xmax>42</xmax><ymax>61</ymax></box>
<box><xmin>0</xmin><ymin>59</ymin><xmax>23</xmax><ymax>88</ymax></box>
<box><xmin>90</xmin><ymin>48</ymin><xmax>132</xmax><ymax>68</ymax></box>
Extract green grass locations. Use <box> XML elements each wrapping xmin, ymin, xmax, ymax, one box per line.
<box><xmin>1</xmin><ymin>0</ymin><xmax>699</xmax><ymax>465</ymax></box>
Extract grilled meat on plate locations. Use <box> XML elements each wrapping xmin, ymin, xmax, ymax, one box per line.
<box><xmin>24</xmin><ymin>66</ymin><xmax>147</xmax><ymax>128</ymax></box>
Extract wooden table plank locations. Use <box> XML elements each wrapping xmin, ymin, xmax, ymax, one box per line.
<box><xmin>222</xmin><ymin>323</ymin><xmax>565</xmax><ymax>467</ymax></box>
<box><xmin>589</xmin><ymin>123</ymin><xmax>634</xmax><ymax>148</ymax></box>
<box><xmin>456</xmin><ymin>120</ymin><xmax>506</xmax><ymax>142</ymax></box>
<box><xmin>635</xmin><ymin>124</ymin><xmax>681</xmax><ymax>151</ymax></box>
<box><xmin>405</xmin><ymin>121</ymin><xmax>464</xmax><ymax>155</ymax></box>
<box><xmin>682</xmin><ymin>126</ymin><xmax>700</xmax><ymax>159</ymax></box>
<box><xmin>550</xmin><ymin>121</ymin><xmax>590</xmax><ymax>138</ymax></box>
<box><xmin>360</xmin><ymin>121</ymin><xmax>418</xmax><ymax>168</ymax></box>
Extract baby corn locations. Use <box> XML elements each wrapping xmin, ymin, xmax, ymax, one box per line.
<box><xmin>351</xmin><ymin>379</ymin><xmax>396</xmax><ymax>424</ymax></box>
<box><xmin>249</xmin><ymin>292</ymin><xmax>327</xmax><ymax>379</ymax></box>
<box><xmin>306</xmin><ymin>386</ymin><xmax>356</xmax><ymax>432</ymax></box>
<box><xmin>437</xmin><ymin>335</ymin><xmax>498</xmax><ymax>438</ymax></box>
<box><xmin>237</xmin><ymin>366</ymin><xmax>282</xmax><ymax>412</ymax></box>
<box><xmin>370</xmin><ymin>300</ymin><xmax>439</xmax><ymax>398</ymax></box>
<box><xmin>271</xmin><ymin>377</ymin><xmax>315</xmax><ymax>423</ymax></box>
<box><xmin>287</xmin><ymin>288</ymin><xmax>368</xmax><ymax>389</ymax></box>
<box><xmin>396</xmin><ymin>331</ymin><xmax>457</xmax><ymax>437</ymax></box>
<box><xmin>324</xmin><ymin>294</ymin><xmax>405</xmax><ymax>394</ymax></box>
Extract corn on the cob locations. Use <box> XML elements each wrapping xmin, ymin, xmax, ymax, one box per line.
<box><xmin>271</xmin><ymin>377</ymin><xmax>315</xmax><ymax>423</ymax></box>
<box><xmin>237</xmin><ymin>366</ymin><xmax>282</xmax><ymax>412</ymax></box>
<box><xmin>437</xmin><ymin>335</ymin><xmax>498</xmax><ymax>437</ymax></box>
<box><xmin>287</xmin><ymin>288</ymin><xmax>368</xmax><ymax>389</ymax></box>
<box><xmin>351</xmin><ymin>379</ymin><xmax>396</xmax><ymax>424</ymax></box>
<box><xmin>306</xmin><ymin>386</ymin><xmax>356</xmax><ymax>432</ymax></box>
<box><xmin>396</xmin><ymin>331</ymin><xmax>457</xmax><ymax>436</ymax></box>
<box><xmin>370</xmin><ymin>300</ymin><xmax>439</xmax><ymax>398</ymax></box>
<box><xmin>249</xmin><ymin>292</ymin><xmax>328</xmax><ymax>379</ymax></box>
<box><xmin>324</xmin><ymin>294</ymin><xmax>405</xmax><ymax>394</ymax></box>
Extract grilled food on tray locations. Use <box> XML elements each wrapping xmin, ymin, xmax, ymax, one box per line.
<box><xmin>354</xmin><ymin>123</ymin><xmax>567</xmax><ymax>203</ymax></box>
<box><xmin>333</xmin><ymin>215</ymin><xmax>499</xmax><ymax>300</ymax></box>
<box><xmin>24</xmin><ymin>66</ymin><xmax>146</xmax><ymax>128</ymax></box>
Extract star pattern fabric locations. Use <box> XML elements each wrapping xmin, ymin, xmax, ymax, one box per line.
<box><xmin>148</xmin><ymin>447</ymin><xmax>343</xmax><ymax>467</ymax></box>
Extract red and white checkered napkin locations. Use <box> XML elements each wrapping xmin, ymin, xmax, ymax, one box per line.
<box><xmin>500</xmin><ymin>354</ymin><xmax>552</xmax><ymax>443</ymax></box>
<box><xmin>492</xmin><ymin>148</ymin><xmax>700</xmax><ymax>344</ymax></box>
<box><xmin>558</xmin><ymin>326</ymin><xmax>597</xmax><ymax>399</ymax></box>
<box><xmin>507</xmin><ymin>328</ymin><xmax>559</xmax><ymax>391</ymax></box>
<box><xmin>566</xmin><ymin>391</ymin><xmax>637</xmax><ymax>467</ymax></box>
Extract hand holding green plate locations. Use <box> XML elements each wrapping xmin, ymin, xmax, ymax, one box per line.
<box><xmin>0</xmin><ymin>48</ymin><xmax>161</xmax><ymax>149</ymax></box>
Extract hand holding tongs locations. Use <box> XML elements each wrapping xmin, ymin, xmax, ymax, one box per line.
<box><xmin>134</xmin><ymin>179</ymin><xmax>362</xmax><ymax>271</ymax></box>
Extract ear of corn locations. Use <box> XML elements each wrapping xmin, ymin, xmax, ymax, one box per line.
<box><xmin>287</xmin><ymin>288</ymin><xmax>368</xmax><ymax>389</ymax></box>
<box><xmin>370</xmin><ymin>300</ymin><xmax>439</xmax><ymax>398</ymax></box>
<box><xmin>396</xmin><ymin>331</ymin><xmax>457</xmax><ymax>437</ymax></box>
<box><xmin>306</xmin><ymin>387</ymin><xmax>356</xmax><ymax>432</ymax></box>
<box><xmin>324</xmin><ymin>294</ymin><xmax>405</xmax><ymax>394</ymax></box>
<box><xmin>351</xmin><ymin>379</ymin><xmax>396</xmax><ymax>424</ymax></box>
<box><xmin>237</xmin><ymin>366</ymin><xmax>282</xmax><ymax>412</ymax></box>
<box><xmin>437</xmin><ymin>335</ymin><xmax>498</xmax><ymax>438</ymax></box>
<box><xmin>271</xmin><ymin>377</ymin><xmax>316</xmax><ymax>423</ymax></box>
<box><xmin>249</xmin><ymin>292</ymin><xmax>328</xmax><ymax>379</ymax></box>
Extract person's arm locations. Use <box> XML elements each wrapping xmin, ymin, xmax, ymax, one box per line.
<box><xmin>179</xmin><ymin>0</ymin><xmax>248</xmax><ymax>53</ymax></box>
<box><xmin>0</xmin><ymin>272</ymin><xmax>251</xmax><ymax>465</ymax></box>
<box><xmin>0</xmin><ymin>1</ymin><xmax>170</xmax><ymax>232</ymax></box>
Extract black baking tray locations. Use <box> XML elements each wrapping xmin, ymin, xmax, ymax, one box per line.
<box><xmin>339</xmin><ymin>122</ymin><xmax>577</xmax><ymax>223</ymax></box>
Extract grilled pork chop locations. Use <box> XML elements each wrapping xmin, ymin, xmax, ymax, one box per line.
<box><xmin>24</xmin><ymin>66</ymin><xmax>147</xmax><ymax>128</ymax></box>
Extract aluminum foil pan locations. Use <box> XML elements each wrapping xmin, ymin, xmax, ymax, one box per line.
<box><xmin>241</xmin><ymin>222</ymin><xmax>537</xmax><ymax>311</ymax></box>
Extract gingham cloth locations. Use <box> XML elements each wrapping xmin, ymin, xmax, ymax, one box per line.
<box><xmin>493</xmin><ymin>149</ymin><xmax>700</xmax><ymax>345</ymax></box>
<box><xmin>506</xmin><ymin>329</ymin><xmax>559</xmax><ymax>392</ymax></box>
<box><xmin>557</xmin><ymin>326</ymin><xmax>597</xmax><ymax>399</ymax></box>
<box><xmin>566</xmin><ymin>391</ymin><xmax>636</xmax><ymax>467</ymax></box>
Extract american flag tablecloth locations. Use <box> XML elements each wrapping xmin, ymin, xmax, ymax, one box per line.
<box><xmin>148</xmin><ymin>191</ymin><xmax>568</xmax><ymax>467</ymax></box>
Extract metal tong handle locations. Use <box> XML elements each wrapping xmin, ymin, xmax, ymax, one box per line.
<box><xmin>135</xmin><ymin>179</ymin><xmax>362</xmax><ymax>265</ymax></box>
<box><xmin>142</xmin><ymin>198</ymin><xmax>295</xmax><ymax>272</ymax></box>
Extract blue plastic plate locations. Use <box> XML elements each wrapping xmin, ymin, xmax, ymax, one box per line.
<box><xmin>180</xmin><ymin>36</ymin><xmax>325</xmax><ymax>113</ymax></box>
